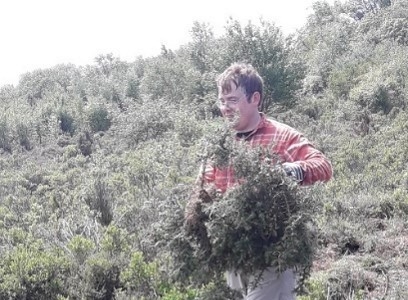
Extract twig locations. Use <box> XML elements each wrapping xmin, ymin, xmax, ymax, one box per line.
<box><xmin>200</xmin><ymin>142</ymin><xmax>209</xmax><ymax>189</ymax></box>
<box><xmin>380</xmin><ymin>269</ymin><xmax>389</xmax><ymax>300</ymax></box>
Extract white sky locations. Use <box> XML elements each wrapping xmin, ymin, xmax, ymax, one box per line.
<box><xmin>0</xmin><ymin>0</ymin><xmax>336</xmax><ymax>87</ymax></box>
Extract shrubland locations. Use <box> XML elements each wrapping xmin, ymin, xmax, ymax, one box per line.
<box><xmin>0</xmin><ymin>0</ymin><xmax>407</xmax><ymax>299</ymax></box>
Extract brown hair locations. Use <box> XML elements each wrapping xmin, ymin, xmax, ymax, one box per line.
<box><xmin>217</xmin><ymin>63</ymin><xmax>263</xmax><ymax>103</ymax></box>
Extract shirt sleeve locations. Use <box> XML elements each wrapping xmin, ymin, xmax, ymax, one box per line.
<box><xmin>285</xmin><ymin>132</ymin><xmax>333</xmax><ymax>185</ymax></box>
<box><xmin>196</xmin><ymin>161</ymin><xmax>232</xmax><ymax>193</ymax></box>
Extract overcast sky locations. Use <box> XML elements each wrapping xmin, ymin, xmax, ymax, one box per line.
<box><xmin>0</xmin><ymin>0</ymin><xmax>337</xmax><ymax>87</ymax></box>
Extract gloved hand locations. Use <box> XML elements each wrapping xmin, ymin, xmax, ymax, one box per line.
<box><xmin>283</xmin><ymin>162</ymin><xmax>304</xmax><ymax>183</ymax></box>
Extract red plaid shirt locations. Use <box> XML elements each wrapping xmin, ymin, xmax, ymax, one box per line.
<box><xmin>201</xmin><ymin>114</ymin><xmax>332</xmax><ymax>193</ymax></box>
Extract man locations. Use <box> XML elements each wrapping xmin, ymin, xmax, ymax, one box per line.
<box><xmin>186</xmin><ymin>63</ymin><xmax>332</xmax><ymax>299</ymax></box>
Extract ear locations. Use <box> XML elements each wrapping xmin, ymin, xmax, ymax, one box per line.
<box><xmin>251</xmin><ymin>91</ymin><xmax>261</xmax><ymax>107</ymax></box>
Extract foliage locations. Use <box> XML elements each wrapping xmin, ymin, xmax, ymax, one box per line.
<box><xmin>16</xmin><ymin>122</ymin><xmax>32</xmax><ymax>150</ymax></box>
<box><xmin>88</xmin><ymin>106</ymin><xmax>111</xmax><ymax>132</ymax></box>
<box><xmin>58</xmin><ymin>111</ymin><xmax>76</xmax><ymax>136</ymax></box>
<box><xmin>0</xmin><ymin>243</ymin><xmax>70</xmax><ymax>299</ymax></box>
<box><xmin>120</xmin><ymin>251</ymin><xmax>160</xmax><ymax>298</ymax></box>
<box><xmin>0</xmin><ymin>1</ymin><xmax>407</xmax><ymax>298</ymax></box>
<box><xmin>160</xmin><ymin>128</ymin><xmax>318</xmax><ymax>293</ymax></box>
<box><xmin>82</xmin><ymin>255</ymin><xmax>121</xmax><ymax>300</ymax></box>
<box><xmin>0</xmin><ymin>120</ymin><xmax>12</xmax><ymax>153</ymax></box>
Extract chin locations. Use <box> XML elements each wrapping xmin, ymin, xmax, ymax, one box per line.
<box><xmin>231</xmin><ymin>123</ymin><xmax>243</xmax><ymax>131</ymax></box>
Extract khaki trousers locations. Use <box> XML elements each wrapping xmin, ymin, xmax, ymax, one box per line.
<box><xmin>225</xmin><ymin>268</ymin><xmax>296</xmax><ymax>300</ymax></box>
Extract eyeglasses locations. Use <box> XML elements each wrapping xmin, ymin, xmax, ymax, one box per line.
<box><xmin>217</xmin><ymin>94</ymin><xmax>248</xmax><ymax>107</ymax></box>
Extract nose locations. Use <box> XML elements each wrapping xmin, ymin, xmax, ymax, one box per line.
<box><xmin>220</xmin><ymin>105</ymin><xmax>233</xmax><ymax>115</ymax></box>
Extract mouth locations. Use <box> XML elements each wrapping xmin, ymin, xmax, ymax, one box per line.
<box><xmin>224</xmin><ymin>113</ymin><xmax>236</xmax><ymax>119</ymax></box>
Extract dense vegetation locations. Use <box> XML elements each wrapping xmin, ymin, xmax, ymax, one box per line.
<box><xmin>0</xmin><ymin>0</ymin><xmax>407</xmax><ymax>299</ymax></box>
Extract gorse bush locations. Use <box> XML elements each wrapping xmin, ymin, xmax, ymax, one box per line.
<box><xmin>0</xmin><ymin>120</ymin><xmax>12</xmax><ymax>153</ymax></box>
<box><xmin>58</xmin><ymin>111</ymin><xmax>76</xmax><ymax>135</ymax></box>
<box><xmin>16</xmin><ymin>122</ymin><xmax>32</xmax><ymax>150</ymax></box>
<box><xmin>162</xmin><ymin>128</ymin><xmax>318</xmax><ymax>293</ymax></box>
<box><xmin>89</xmin><ymin>107</ymin><xmax>111</xmax><ymax>132</ymax></box>
<box><xmin>83</xmin><ymin>255</ymin><xmax>121</xmax><ymax>300</ymax></box>
<box><xmin>0</xmin><ymin>243</ymin><xmax>70</xmax><ymax>300</ymax></box>
<box><xmin>349</xmin><ymin>67</ymin><xmax>405</xmax><ymax>114</ymax></box>
<box><xmin>68</xmin><ymin>235</ymin><xmax>95</xmax><ymax>264</ymax></box>
<box><xmin>120</xmin><ymin>251</ymin><xmax>160</xmax><ymax>298</ymax></box>
<box><xmin>85</xmin><ymin>177</ymin><xmax>114</xmax><ymax>227</ymax></box>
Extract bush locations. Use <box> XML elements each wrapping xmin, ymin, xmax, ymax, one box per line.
<box><xmin>119</xmin><ymin>101</ymin><xmax>176</xmax><ymax>146</ymax></box>
<box><xmin>83</xmin><ymin>255</ymin><xmax>121</xmax><ymax>300</ymax></box>
<box><xmin>350</xmin><ymin>75</ymin><xmax>404</xmax><ymax>114</ymax></box>
<box><xmin>85</xmin><ymin>177</ymin><xmax>114</xmax><ymax>226</ymax></box>
<box><xmin>0</xmin><ymin>120</ymin><xmax>12</xmax><ymax>153</ymax></box>
<box><xmin>0</xmin><ymin>244</ymin><xmax>70</xmax><ymax>299</ymax></box>
<box><xmin>120</xmin><ymin>251</ymin><xmax>159</xmax><ymax>297</ymax></box>
<box><xmin>325</xmin><ymin>257</ymin><xmax>379</xmax><ymax>299</ymax></box>
<box><xmin>328</xmin><ymin>46</ymin><xmax>372</xmax><ymax>99</ymax></box>
<box><xmin>68</xmin><ymin>235</ymin><xmax>95</xmax><ymax>264</ymax></box>
<box><xmin>58</xmin><ymin>111</ymin><xmax>75</xmax><ymax>135</ymax></box>
<box><xmin>89</xmin><ymin>107</ymin><xmax>111</xmax><ymax>132</ymax></box>
<box><xmin>126</xmin><ymin>75</ymin><xmax>140</xmax><ymax>100</ymax></box>
<box><xmin>298</xmin><ymin>275</ymin><xmax>327</xmax><ymax>300</ymax></box>
<box><xmin>16</xmin><ymin>122</ymin><xmax>32</xmax><ymax>150</ymax></box>
<box><xmin>78</xmin><ymin>130</ymin><xmax>93</xmax><ymax>156</ymax></box>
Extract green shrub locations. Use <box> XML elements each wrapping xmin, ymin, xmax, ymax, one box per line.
<box><xmin>16</xmin><ymin>122</ymin><xmax>32</xmax><ymax>150</ymax></box>
<box><xmin>120</xmin><ymin>251</ymin><xmax>160</xmax><ymax>298</ymax></box>
<box><xmin>126</xmin><ymin>76</ymin><xmax>140</xmax><ymax>100</ymax></box>
<box><xmin>85</xmin><ymin>177</ymin><xmax>113</xmax><ymax>226</ymax></box>
<box><xmin>62</xmin><ymin>144</ymin><xmax>79</xmax><ymax>160</ymax></box>
<box><xmin>58</xmin><ymin>111</ymin><xmax>75</xmax><ymax>135</ymax></box>
<box><xmin>89</xmin><ymin>107</ymin><xmax>111</xmax><ymax>132</ymax></box>
<box><xmin>84</xmin><ymin>255</ymin><xmax>120</xmax><ymax>300</ymax></box>
<box><xmin>302</xmin><ymin>75</ymin><xmax>324</xmax><ymax>96</ymax></box>
<box><xmin>0</xmin><ymin>120</ymin><xmax>12</xmax><ymax>153</ymax></box>
<box><xmin>298</xmin><ymin>276</ymin><xmax>327</xmax><ymax>300</ymax></box>
<box><xmin>121</xmin><ymin>101</ymin><xmax>176</xmax><ymax>146</ymax></box>
<box><xmin>160</xmin><ymin>287</ymin><xmax>198</xmax><ymax>300</ymax></box>
<box><xmin>0</xmin><ymin>244</ymin><xmax>70</xmax><ymax>299</ymax></box>
<box><xmin>78</xmin><ymin>130</ymin><xmax>93</xmax><ymax>156</ymax></box>
<box><xmin>350</xmin><ymin>77</ymin><xmax>403</xmax><ymax>114</ymax></box>
<box><xmin>68</xmin><ymin>235</ymin><xmax>95</xmax><ymax>264</ymax></box>
<box><xmin>101</xmin><ymin>225</ymin><xmax>130</xmax><ymax>255</ymax></box>
<box><xmin>325</xmin><ymin>257</ymin><xmax>377</xmax><ymax>300</ymax></box>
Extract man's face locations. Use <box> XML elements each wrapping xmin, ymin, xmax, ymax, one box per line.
<box><xmin>218</xmin><ymin>82</ymin><xmax>259</xmax><ymax>132</ymax></box>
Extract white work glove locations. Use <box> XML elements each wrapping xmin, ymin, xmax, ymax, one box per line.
<box><xmin>283</xmin><ymin>162</ymin><xmax>304</xmax><ymax>183</ymax></box>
